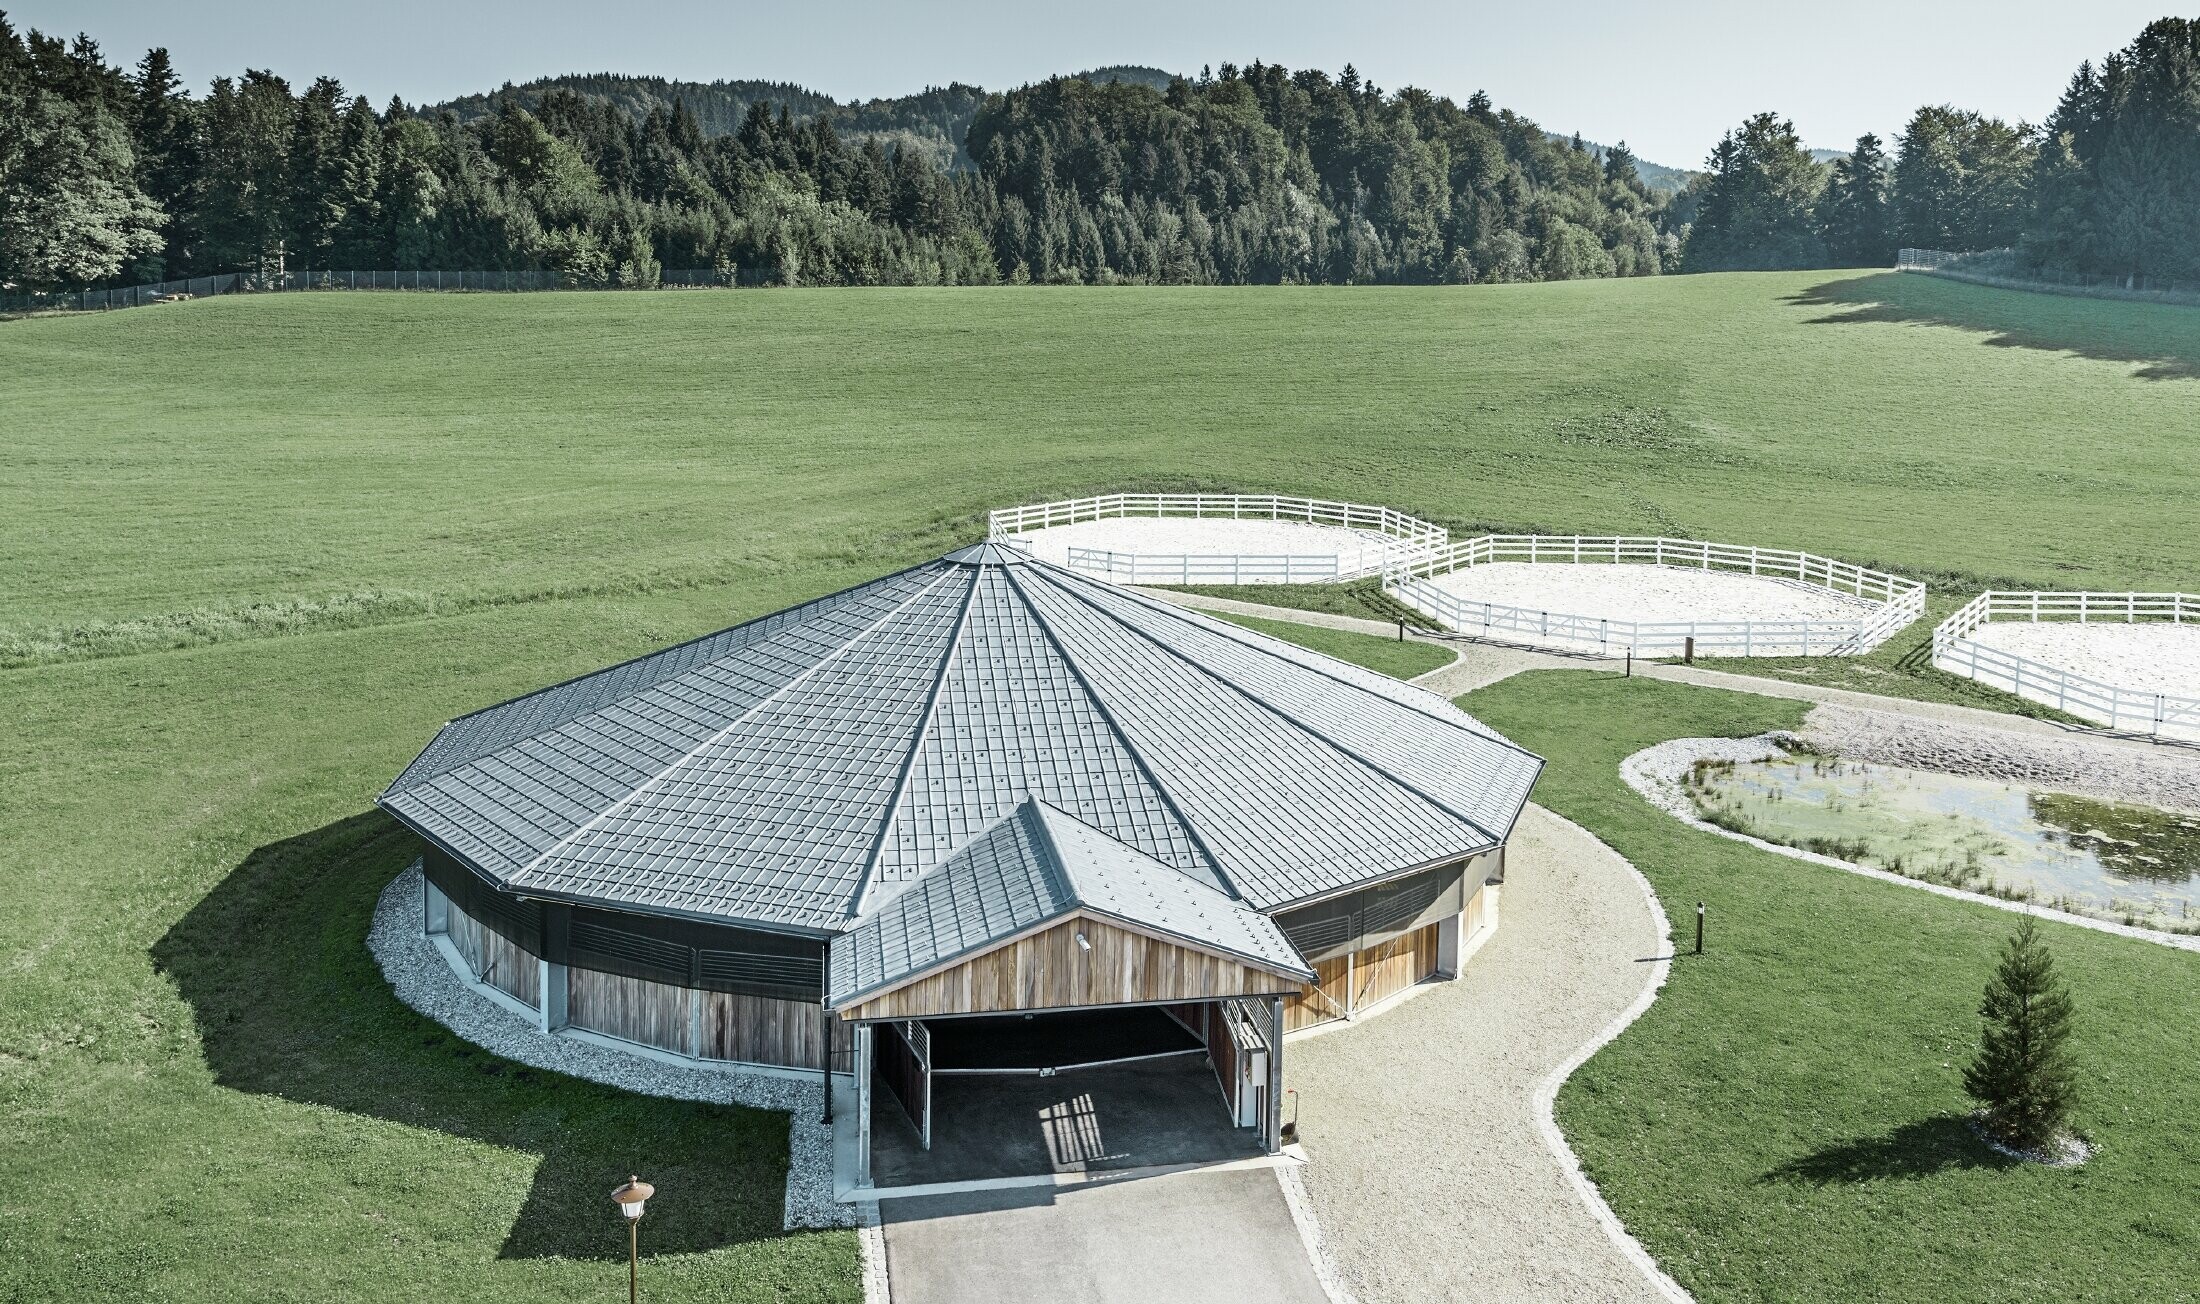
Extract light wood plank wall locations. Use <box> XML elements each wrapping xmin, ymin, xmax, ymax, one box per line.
<box><xmin>1282</xmin><ymin>912</ymin><xmax>1453</xmax><ymax>1032</ymax></box>
<box><xmin>838</xmin><ymin>914</ymin><xmax>1301</xmax><ymax>1022</ymax></box>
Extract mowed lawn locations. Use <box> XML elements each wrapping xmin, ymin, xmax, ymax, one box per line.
<box><xmin>3</xmin><ymin>272</ymin><xmax>2198</xmax><ymax>1300</ymax></box>
<box><xmin>1463</xmin><ymin>672</ymin><xmax>2200</xmax><ymax>1301</ymax></box>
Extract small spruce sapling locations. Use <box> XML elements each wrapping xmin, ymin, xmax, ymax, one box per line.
<box><xmin>1962</xmin><ymin>916</ymin><xmax>2079</xmax><ymax>1153</ymax></box>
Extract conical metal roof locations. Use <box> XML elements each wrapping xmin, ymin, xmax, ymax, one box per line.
<box><xmin>381</xmin><ymin>547</ymin><xmax>1542</xmax><ymax>934</ymax></box>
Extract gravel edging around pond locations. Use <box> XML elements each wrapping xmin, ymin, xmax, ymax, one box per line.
<box><xmin>1797</xmin><ymin>703</ymin><xmax>2200</xmax><ymax>814</ymax></box>
<box><xmin>367</xmin><ymin>863</ymin><xmax>854</xmax><ymax>1229</ymax></box>
<box><xmin>1622</xmin><ymin>737</ymin><xmax>2200</xmax><ymax>954</ymax></box>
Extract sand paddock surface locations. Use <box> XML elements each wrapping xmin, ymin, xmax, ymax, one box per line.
<box><xmin>1965</xmin><ymin>622</ymin><xmax>2200</xmax><ymax>700</ymax></box>
<box><xmin>1425</xmin><ymin>562</ymin><xmax>1880</xmax><ymax>626</ymax></box>
<box><xmin>1009</xmin><ymin>517</ymin><xmax>1406</xmax><ymax>573</ymax></box>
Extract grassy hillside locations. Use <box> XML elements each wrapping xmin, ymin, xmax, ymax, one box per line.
<box><xmin>4</xmin><ymin>271</ymin><xmax>2196</xmax><ymax>652</ymax></box>
<box><xmin>2</xmin><ymin>270</ymin><xmax>2196</xmax><ymax>1300</ymax></box>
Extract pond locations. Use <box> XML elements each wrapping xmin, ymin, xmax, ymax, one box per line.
<box><xmin>1682</xmin><ymin>751</ymin><xmax>2200</xmax><ymax>930</ymax></box>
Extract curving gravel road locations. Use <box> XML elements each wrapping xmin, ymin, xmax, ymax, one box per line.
<box><xmin>1284</xmin><ymin>805</ymin><xmax>1678</xmax><ymax>1304</ymax></box>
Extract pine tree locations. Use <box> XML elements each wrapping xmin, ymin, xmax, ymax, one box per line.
<box><xmin>1817</xmin><ymin>133</ymin><xmax>1893</xmax><ymax>266</ymax></box>
<box><xmin>1963</xmin><ymin>916</ymin><xmax>2079</xmax><ymax>1153</ymax></box>
<box><xmin>1681</xmin><ymin>113</ymin><xmax>1827</xmax><ymax>271</ymax></box>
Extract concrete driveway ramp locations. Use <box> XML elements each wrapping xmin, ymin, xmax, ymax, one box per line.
<box><xmin>881</xmin><ymin>1166</ymin><xmax>1328</xmax><ymax>1304</ymax></box>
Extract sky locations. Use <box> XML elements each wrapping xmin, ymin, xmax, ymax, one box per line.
<box><xmin>12</xmin><ymin>0</ymin><xmax>2170</xmax><ymax>167</ymax></box>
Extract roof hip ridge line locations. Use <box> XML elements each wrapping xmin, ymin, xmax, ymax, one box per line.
<box><xmin>1035</xmin><ymin>567</ymin><xmax>1510</xmax><ymax>845</ymax></box>
<box><xmin>998</xmin><ymin>560</ymin><xmax>1242</xmax><ymax>899</ymax></box>
<box><xmin>844</xmin><ymin>566</ymin><xmax>986</xmax><ymax>920</ymax></box>
<box><xmin>503</xmin><ymin>565</ymin><xmax>965</xmax><ymax>890</ymax></box>
<box><xmin>1094</xmin><ymin>576</ymin><xmax>1540</xmax><ymax>762</ymax></box>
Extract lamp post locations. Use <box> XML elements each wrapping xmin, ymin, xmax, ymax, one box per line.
<box><xmin>611</xmin><ymin>1175</ymin><xmax>654</xmax><ymax>1304</ymax></box>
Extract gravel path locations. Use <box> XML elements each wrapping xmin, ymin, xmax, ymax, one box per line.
<box><xmin>1013</xmin><ymin>518</ymin><xmax>1403</xmax><ymax>573</ymax></box>
<box><xmin>1965</xmin><ymin>622</ymin><xmax>2200</xmax><ymax>699</ymax></box>
<box><xmin>366</xmin><ymin>864</ymin><xmax>852</xmax><ymax>1230</ymax></box>
<box><xmin>1285</xmin><ymin>805</ymin><xmax>1682</xmax><ymax>1303</ymax></box>
<box><xmin>1425</xmin><ymin>563</ymin><xmax>1879</xmax><ymax>625</ymax></box>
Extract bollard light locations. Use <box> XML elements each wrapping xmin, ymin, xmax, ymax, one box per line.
<box><xmin>611</xmin><ymin>1176</ymin><xmax>655</xmax><ymax>1304</ymax></box>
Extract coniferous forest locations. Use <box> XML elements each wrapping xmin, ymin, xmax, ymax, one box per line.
<box><xmin>2</xmin><ymin>10</ymin><xmax>2195</xmax><ymax>293</ymax></box>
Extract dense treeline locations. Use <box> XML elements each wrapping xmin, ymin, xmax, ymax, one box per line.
<box><xmin>0</xmin><ymin>18</ymin><xmax>1676</xmax><ymax>292</ymax></box>
<box><xmin>1683</xmin><ymin>16</ymin><xmax>2198</xmax><ymax>284</ymax></box>
<box><xmin>8</xmin><ymin>11</ymin><xmax>2192</xmax><ymax>294</ymax></box>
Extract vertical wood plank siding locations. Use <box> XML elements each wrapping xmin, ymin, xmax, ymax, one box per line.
<box><xmin>839</xmin><ymin>915</ymin><xmax>1302</xmax><ymax>1022</ymax></box>
<box><xmin>565</xmin><ymin>967</ymin><xmax>846</xmax><ymax>1070</ymax></box>
<box><xmin>569</xmin><ymin>967</ymin><xmax>695</xmax><ymax>1053</ymax></box>
<box><xmin>1283</xmin><ymin>918</ymin><xmax>1445</xmax><ymax>1031</ymax></box>
<box><xmin>447</xmin><ymin>905</ymin><xmax>541</xmax><ymax>1008</ymax></box>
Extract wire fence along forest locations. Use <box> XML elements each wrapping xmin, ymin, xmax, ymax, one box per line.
<box><xmin>1898</xmin><ymin>248</ymin><xmax>2200</xmax><ymax>306</ymax></box>
<box><xmin>1383</xmin><ymin>534</ymin><xmax>1927</xmax><ymax>658</ymax></box>
<box><xmin>0</xmin><ymin>267</ymin><xmax>763</xmax><ymax>313</ymax></box>
<box><xmin>1932</xmin><ymin>591</ymin><xmax>2200</xmax><ymax>739</ymax></box>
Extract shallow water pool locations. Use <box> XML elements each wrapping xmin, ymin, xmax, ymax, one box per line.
<box><xmin>1683</xmin><ymin>753</ymin><xmax>2200</xmax><ymax>927</ymax></box>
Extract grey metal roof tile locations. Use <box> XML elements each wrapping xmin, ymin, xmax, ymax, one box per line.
<box><xmin>382</xmin><ymin>543</ymin><xmax>1542</xmax><ymax>934</ymax></box>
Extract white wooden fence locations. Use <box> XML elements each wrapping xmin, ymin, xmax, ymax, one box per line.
<box><xmin>989</xmin><ymin>492</ymin><xmax>1447</xmax><ymax>583</ymax></box>
<box><xmin>1065</xmin><ymin>547</ymin><xmax>1342</xmax><ymax>585</ymax></box>
<box><xmin>1383</xmin><ymin>535</ymin><xmax>1926</xmax><ymax>658</ymax></box>
<box><xmin>1932</xmin><ymin>592</ymin><xmax>2200</xmax><ymax>738</ymax></box>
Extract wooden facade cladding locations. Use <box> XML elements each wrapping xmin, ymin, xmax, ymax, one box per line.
<box><xmin>836</xmin><ymin>913</ymin><xmax>1304</xmax><ymax>1023</ymax></box>
<box><xmin>448</xmin><ymin>902</ymin><xmax>540</xmax><ymax>1008</ymax></box>
<box><xmin>566</xmin><ymin>965</ymin><xmax>853</xmax><ymax>1070</ymax></box>
<box><xmin>1283</xmin><ymin>914</ymin><xmax>1449</xmax><ymax>1032</ymax></box>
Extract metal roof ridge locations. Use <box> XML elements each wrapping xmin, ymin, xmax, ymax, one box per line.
<box><xmin>844</xmin><ymin>567</ymin><xmax>986</xmax><ymax>919</ymax></box>
<box><xmin>996</xmin><ymin>560</ymin><xmax>1240</xmax><ymax>898</ymax></box>
<box><xmin>382</xmin><ymin>555</ymin><xmax>949</xmax><ymax>797</ymax></box>
<box><xmin>503</xmin><ymin>566</ymin><xmax>966</xmax><ymax>892</ymax></box>
<box><xmin>1090</xmin><ymin>573</ymin><xmax>1544</xmax><ymax>768</ymax></box>
<box><xmin>1032</xmin><ymin>565</ymin><xmax>1514</xmax><ymax>847</ymax></box>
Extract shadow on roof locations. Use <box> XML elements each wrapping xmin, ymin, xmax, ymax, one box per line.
<box><xmin>150</xmin><ymin>810</ymin><xmax>813</xmax><ymax>1262</ymax></box>
<box><xmin>1787</xmin><ymin>272</ymin><xmax>2200</xmax><ymax>381</ymax></box>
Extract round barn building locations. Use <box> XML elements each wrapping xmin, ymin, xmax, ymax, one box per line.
<box><xmin>380</xmin><ymin>542</ymin><xmax>1542</xmax><ymax>1187</ymax></box>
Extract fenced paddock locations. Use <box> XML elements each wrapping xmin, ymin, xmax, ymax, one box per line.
<box><xmin>990</xmin><ymin>493</ymin><xmax>1448</xmax><ymax>585</ymax></box>
<box><xmin>1385</xmin><ymin>535</ymin><xmax>1926</xmax><ymax>658</ymax></box>
<box><xmin>1933</xmin><ymin>592</ymin><xmax>2200</xmax><ymax>739</ymax></box>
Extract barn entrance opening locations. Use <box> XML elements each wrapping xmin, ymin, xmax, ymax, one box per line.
<box><xmin>861</xmin><ymin>1001</ymin><xmax>1274</xmax><ymax>1189</ymax></box>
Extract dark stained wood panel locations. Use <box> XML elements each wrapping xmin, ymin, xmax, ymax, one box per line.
<box><xmin>448</xmin><ymin>904</ymin><xmax>540</xmax><ymax>1009</ymax></box>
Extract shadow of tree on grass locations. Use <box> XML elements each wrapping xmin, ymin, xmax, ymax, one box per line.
<box><xmin>1789</xmin><ymin>273</ymin><xmax>2200</xmax><ymax>381</ymax></box>
<box><xmin>151</xmin><ymin>810</ymin><xmax>807</xmax><ymax>1263</ymax></box>
<box><xmin>1759</xmin><ymin>1114</ymin><xmax>2019</xmax><ymax>1186</ymax></box>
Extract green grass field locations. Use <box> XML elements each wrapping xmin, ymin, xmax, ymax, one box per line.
<box><xmin>3</xmin><ymin>271</ymin><xmax>2197</xmax><ymax>1301</ymax></box>
<box><xmin>1464</xmin><ymin>673</ymin><xmax>2200</xmax><ymax>1301</ymax></box>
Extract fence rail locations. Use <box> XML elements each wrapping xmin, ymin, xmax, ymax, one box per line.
<box><xmin>989</xmin><ymin>493</ymin><xmax>1447</xmax><ymax>549</ymax></box>
<box><xmin>1383</xmin><ymin>535</ymin><xmax>1926</xmax><ymax>658</ymax></box>
<box><xmin>1932</xmin><ymin>591</ymin><xmax>2200</xmax><ymax>737</ymax></box>
<box><xmin>989</xmin><ymin>492</ymin><xmax>1447</xmax><ymax>585</ymax></box>
<box><xmin>1065</xmin><ymin>546</ymin><xmax>1342</xmax><ymax>585</ymax></box>
<box><xmin>3</xmin><ymin>267</ymin><xmax>747</xmax><ymax>313</ymax></box>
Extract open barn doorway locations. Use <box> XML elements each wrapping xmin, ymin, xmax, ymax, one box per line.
<box><xmin>861</xmin><ymin>1001</ymin><xmax>1275</xmax><ymax>1189</ymax></box>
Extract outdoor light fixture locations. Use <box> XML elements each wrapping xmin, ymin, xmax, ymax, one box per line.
<box><xmin>610</xmin><ymin>1175</ymin><xmax>655</xmax><ymax>1304</ymax></box>
<box><xmin>1075</xmin><ymin>931</ymin><xmax>1091</xmax><ymax>951</ymax></box>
